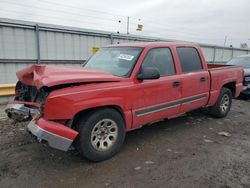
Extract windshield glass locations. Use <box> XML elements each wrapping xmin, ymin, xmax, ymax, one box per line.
<box><xmin>227</xmin><ymin>56</ymin><xmax>250</xmax><ymax>68</ymax></box>
<box><xmin>84</xmin><ymin>47</ymin><xmax>143</xmax><ymax>77</ymax></box>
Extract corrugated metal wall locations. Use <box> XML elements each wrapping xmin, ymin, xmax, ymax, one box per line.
<box><xmin>0</xmin><ymin>18</ymin><xmax>250</xmax><ymax>86</ymax></box>
<box><xmin>39</xmin><ymin>31</ymin><xmax>112</xmax><ymax>60</ymax></box>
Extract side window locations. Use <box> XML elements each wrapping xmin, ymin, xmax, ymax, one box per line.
<box><xmin>177</xmin><ymin>47</ymin><xmax>202</xmax><ymax>73</ymax></box>
<box><xmin>142</xmin><ymin>48</ymin><xmax>175</xmax><ymax>76</ymax></box>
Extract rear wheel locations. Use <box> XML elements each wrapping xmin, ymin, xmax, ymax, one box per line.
<box><xmin>209</xmin><ymin>87</ymin><xmax>232</xmax><ymax>118</ymax></box>
<box><xmin>75</xmin><ymin>108</ymin><xmax>125</xmax><ymax>162</ymax></box>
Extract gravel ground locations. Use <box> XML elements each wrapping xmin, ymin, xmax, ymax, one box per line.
<box><xmin>0</xmin><ymin>99</ymin><xmax>250</xmax><ymax>188</ymax></box>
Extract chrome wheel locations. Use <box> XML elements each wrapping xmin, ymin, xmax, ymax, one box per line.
<box><xmin>91</xmin><ymin>119</ymin><xmax>118</xmax><ymax>151</ymax></box>
<box><xmin>220</xmin><ymin>94</ymin><xmax>230</xmax><ymax>113</ymax></box>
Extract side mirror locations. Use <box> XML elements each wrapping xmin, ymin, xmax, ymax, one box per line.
<box><xmin>137</xmin><ymin>67</ymin><xmax>160</xmax><ymax>80</ymax></box>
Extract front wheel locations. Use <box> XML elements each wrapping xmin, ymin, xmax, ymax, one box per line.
<box><xmin>209</xmin><ymin>87</ymin><xmax>232</xmax><ymax>118</ymax></box>
<box><xmin>75</xmin><ymin>108</ymin><xmax>126</xmax><ymax>162</ymax></box>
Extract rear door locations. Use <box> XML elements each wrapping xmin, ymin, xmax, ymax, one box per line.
<box><xmin>132</xmin><ymin>47</ymin><xmax>182</xmax><ymax>128</ymax></box>
<box><xmin>176</xmin><ymin>47</ymin><xmax>210</xmax><ymax>113</ymax></box>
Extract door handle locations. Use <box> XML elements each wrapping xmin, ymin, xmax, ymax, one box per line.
<box><xmin>200</xmin><ymin>77</ymin><xmax>206</xmax><ymax>82</ymax></box>
<box><xmin>172</xmin><ymin>81</ymin><xmax>180</xmax><ymax>88</ymax></box>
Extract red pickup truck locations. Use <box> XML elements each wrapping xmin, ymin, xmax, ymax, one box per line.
<box><xmin>5</xmin><ymin>42</ymin><xmax>243</xmax><ymax>161</ymax></box>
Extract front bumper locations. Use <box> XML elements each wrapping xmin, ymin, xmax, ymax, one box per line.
<box><xmin>27</xmin><ymin>118</ymin><xmax>78</xmax><ymax>151</ymax></box>
<box><xmin>5</xmin><ymin>103</ymin><xmax>40</xmax><ymax>121</ymax></box>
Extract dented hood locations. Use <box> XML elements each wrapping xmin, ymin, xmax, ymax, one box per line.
<box><xmin>16</xmin><ymin>64</ymin><xmax>122</xmax><ymax>89</ymax></box>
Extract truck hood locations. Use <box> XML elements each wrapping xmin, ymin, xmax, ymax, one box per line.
<box><xmin>16</xmin><ymin>64</ymin><xmax>122</xmax><ymax>89</ymax></box>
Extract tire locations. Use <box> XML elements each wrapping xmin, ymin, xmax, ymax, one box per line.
<box><xmin>75</xmin><ymin>108</ymin><xmax>126</xmax><ymax>162</ymax></box>
<box><xmin>209</xmin><ymin>87</ymin><xmax>232</xmax><ymax>118</ymax></box>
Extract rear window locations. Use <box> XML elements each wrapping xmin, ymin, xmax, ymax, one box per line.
<box><xmin>177</xmin><ymin>47</ymin><xmax>203</xmax><ymax>73</ymax></box>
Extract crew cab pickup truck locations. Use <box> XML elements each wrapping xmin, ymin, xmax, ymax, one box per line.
<box><xmin>5</xmin><ymin>42</ymin><xmax>243</xmax><ymax>161</ymax></box>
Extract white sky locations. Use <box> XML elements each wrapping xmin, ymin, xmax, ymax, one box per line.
<box><xmin>0</xmin><ymin>0</ymin><xmax>249</xmax><ymax>47</ymax></box>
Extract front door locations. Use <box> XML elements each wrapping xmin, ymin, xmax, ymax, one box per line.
<box><xmin>132</xmin><ymin>47</ymin><xmax>182</xmax><ymax>129</ymax></box>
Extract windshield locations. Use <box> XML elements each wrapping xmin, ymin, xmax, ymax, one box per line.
<box><xmin>227</xmin><ymin>56</ymin><xmax>250</xmax><ymax>68</ymax></box>
<box><xmin>84</xmin><ymin>47</ymin><xmax>143</xmax><ymax>77</ymax></box>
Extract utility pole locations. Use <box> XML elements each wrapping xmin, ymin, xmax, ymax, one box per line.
<box><xmin>223</xmin><ymin>36</ymin><xmax>227</xmax><ymax>46</ymax></box>
<box><xmin>126</xmin><ymin>16</ymin><xmax>130</xmax><ymax>35</ymax></box>
<box><xmin>221</xmin><ymin>35</ymin><xmax>227</xmax><ymax>62</ymax></box>
<box><xmin>35</xmin><ymin>24</ymin><xmax>40</xmax><ymax>64</ymax></box>
<box><xmin>126</xmin><ymin>16</ymin><xmax>130</xmax><ymax>40</ymax></box>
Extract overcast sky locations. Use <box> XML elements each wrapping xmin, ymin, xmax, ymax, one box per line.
<box><xmin>0</xmin><ymin>0</ymin><xmax>249</xmax><ymax>47</ymax></box>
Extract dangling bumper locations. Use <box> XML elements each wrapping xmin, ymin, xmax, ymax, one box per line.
<box><xmin>27</xmin><ymin>118</ymin><xmax>79</xmax><ymax>151</ymax></box>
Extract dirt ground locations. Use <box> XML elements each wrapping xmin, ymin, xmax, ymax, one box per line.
<box><xmin>0</xmin><ymin>99</ymin><xmax>250</xmax><ymax>188</ymax></box>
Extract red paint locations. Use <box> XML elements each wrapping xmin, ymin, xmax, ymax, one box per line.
<box><xmin>13</xmin><ymin>42</ymin><xmax>243</xmax><ymax>138</ymax></box>
<box><xmin>16</xmin><ymin>64</ymin><xmax>122</xmax><ymax>89</ymax></box>
<box><xmin>35</xmin><ymin>118</ymin><xmax>78</xmax><ymax>140</ymax></box>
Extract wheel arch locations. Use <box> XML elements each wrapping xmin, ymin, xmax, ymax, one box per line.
<box><xmin>72</xmin><ymin>105</ymin><xmax>127</xmax><ymax>130</ymax></box>
<box><xmin>222</xmin><ymin>81</ymin><xmax>236</xmax><ymax>97</ymax></box>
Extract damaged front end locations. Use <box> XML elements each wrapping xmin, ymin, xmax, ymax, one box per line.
<box><xmin>5</xmin><ymin>81</ymin><xmax>79</xmax><ymax>151</ymax></box>
<box><xmin>5</xmin><ymin>64</ymin><xmax>122</xmax><ymax>152</ymax></box>
<box><xmin>5</xmin><ymin>81</ymin><xmax>48</xmax><ymax>122</ymax></box>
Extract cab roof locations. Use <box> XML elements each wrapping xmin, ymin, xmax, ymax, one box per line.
<box><xmin>108</xmin><ymin>42</ymin><xmax>200</xmax><ymax>48</ymax></box>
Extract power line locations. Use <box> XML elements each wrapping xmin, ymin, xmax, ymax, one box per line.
<box><xmin>13</xmin><ymin>0</ymin><xmax>245</xmax><ymax>41</ymax></box>
<box><xmin>0</xmin><ymin>0</ymin><xmax>230</xmax><ymax>39</ymax></box>
<box><xmin>37</xmin><ymin>0</ymin><xmax>128</xmax><ymax>19</ymax></box>
<box><xmin>37</xmin><ymin>0</ymin><xmax>220</xmax><ymax>37</ymax></box>
<box><xmin>0</xmin><ymin>7</ymin><xmax>231</xmax><ymax>42</ymax></box>
<box><xmin>0</xmin><ymin>0</ymin><xmax>213</xmax><ymax>39</ymax></box>
<box><xmin>0</xmin><ymin>0</ymin><xmax>124</xmax><ymax>23</ymax></box>
<box><xmin>0</xmin><ymin>0</ymin><xmax>244</xmax><ymax>43</ymax></box>
<box><xmin>0</xmin><ymin>8</ymin><xmax>122</xmax><ymax>32</ymax></box>
<box><xmin>37</xmin><ymin>0</ymin><xmax>221</xmax><ymax>37</ymax></box>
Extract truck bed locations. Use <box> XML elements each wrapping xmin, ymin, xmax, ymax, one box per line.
<box><xmin>206</xmin><ymin>63</ymin><xmax>243</xmax><ymax>106</ymax></box>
